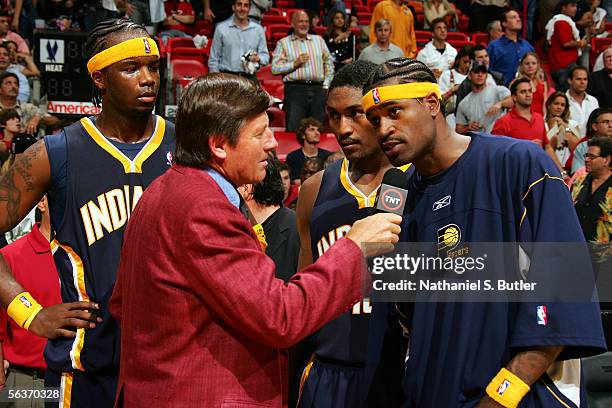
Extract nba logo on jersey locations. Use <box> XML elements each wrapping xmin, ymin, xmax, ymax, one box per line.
<box><xmin>536</xmin><ymin>305</ymin><xmax>547</xmax><ymax>325</ymax></box>
<box><xmin>166</xmin><ymin>151</ymin><xmax>173</xmax><ymax>166</ymax></box>
<box><xmin>497</xmin><ymin>380</ymin><xmax>510</xmax><ymax>395</ymax></box>
<box><xmin>373</xmin><ymin>88</ymin><xmax>381</xmax><ymax>104</ymax></box>
<box><xmin>144</xmin><ymin>39</ymin><xmax>151</xmax><ymax>54</ymax></box>
<box><xmin>19</xmin><ymin>295</ymin><xmax>32</xmax><ymax>308</ymax></box>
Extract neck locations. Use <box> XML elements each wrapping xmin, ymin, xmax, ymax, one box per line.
<box><xmin>414</xmin><ymin>119</ymin><xmax>472</xmax><ymax>177</ymax></box>
<box><xmin>295</xmin><ymin>32</ymin><xmax>308</xmax><ymax>39</ymax></box>
<box><xmin>0</xmin><ymin>95</ymin><xmax>15</xmax><ymax>107</ymax></box>
<box><xmin>39</xmin><ymin>215</ymin><xmax>51</xmax><ymax>242</ymax></box>
<box><xmin>247</xmin><ymin>202</ymin><xmax>280</xmax><ymax>224</ymax></box>
<box><xmin>569</xmin><ymin>89</ymin><xmax>585</xmax><ymax>101</ymax></box>
<box><xmin>472</xmin><ymin>83</ymin><xmax>486</xmax><ymax>92</ymax></box>
<box><xmin>376</xmin><ymin>39</ymin><xmax>389</xmax><ymax>48</ymax></box>
<box><xmin>516</xmin><ymin>103</ymin><xmax>532</xmax><ymax>118</ymax></box>
<box><xmin>95</xmin><ymin>104</ymin><xmax>155</xmax><ymax>143</ymax></box>
<box><xmin>505</xmin><ymin>30</ymin><xmax>518</xmax><ymax>41</ymax></box>
<box><xmin>592</xmin><ymin>168</ymin><xmax>611</xmax><ymax>181</ymax></box>
<box><xmin>432</xmin><ymin>38</ymin><xmax>445</xmax><ymax>48</ymax></box>
<box><xmin>302</xmin><ymin>142</ymin><xmax>318</xmax><ymax>156</ymax></box>
<box><xmin>234</xmin><ymin>15</ymin><xmax>249</xmax><ymax>27</ymax></box>
<box><xmin>350</xmin><ymin>152</ymin><xmax>392</xmax><ymax>180</ymax></box>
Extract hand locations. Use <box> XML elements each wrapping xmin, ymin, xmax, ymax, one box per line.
<box><xmin>27</xmin><ymin>301</ymin><xmax>102</xmax><ymax>339</ymax></box>
<box><xmin>250</xmin><ymin>52</ymin><xmax>260</xmax><ymax>63</ymax></box>
<box><xmin>335</xmin><ymin>32</ymin><xmax>350</xmax><ymax>42</ymax></box>
<box><xmin>294</xmin><ymin>53</ymin><xmax>310</xmax><ymax>68</ymax></box>
<box><xmin>204</xmin><ymin>7</ymin><xmax>215</xmax><ymax>21</ymax></box>
<box><xmin>432</xmin><ymin>69</ymin><xmax>442</xmax><ymax>79</ymax></box>
<box><xmin>486</xmin><ymin>102</ymin><xmax>502</xmax><ymax>116</ymax></box>
<box><xmin>341</xmin><ymin>57</ymin><xmax>353</xmax><ymax>64</ymax></box>
<box><xmin>347</xmin><ymin>213</ymin><xmax>402</xmax><ymax>257</ymax></box>
<box><xmin>468</xmin><ymin>121</ymin><xmax>483</xmax><ymax>131</ymax></box>
<box><xmin>25</xmin><ymin>117</ymin><xmax>40</xmax><ymax>135</ymax></box>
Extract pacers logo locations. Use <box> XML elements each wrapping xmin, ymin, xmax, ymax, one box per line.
<box><xmin>437</xmin><ymin>224</ymin><xmax>461</xmax><ymax>252</ymax></box>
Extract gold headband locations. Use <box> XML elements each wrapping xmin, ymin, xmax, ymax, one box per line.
<box><xmin>362</xmin><ymin>83</ymin><xmax>441</xmax><ymax>112</ymax></box>
<box><xmin>87</xmin><ymin>37</ymin><xmax>160</xmax><ymax>74</ymax></box>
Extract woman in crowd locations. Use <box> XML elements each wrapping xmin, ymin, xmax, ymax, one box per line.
<box><xmin>423</xmin><ymin>0</ymin><xmax>456</xmax><ymax>29</ymax></box>
<box><xmin>545</xmin><ymin>91</ymin><xmax>580</xmax><ymax>170</ymax></box>
<box><xmin>517</xmin><ymin>52</ymin><xmax>554</xmax><ymax>115</ymax></box>
<box><xmin>323</xmin><ymin>11</ymin><xmax>356</xmax><ymax>71</ymax></box>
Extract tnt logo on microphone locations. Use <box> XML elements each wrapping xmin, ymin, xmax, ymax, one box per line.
<box><xmin>376</xmin><ymin>185</ymin><xmax>407</xmax><ymax>215</ymax></box>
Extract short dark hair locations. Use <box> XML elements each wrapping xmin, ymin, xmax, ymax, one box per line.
<box><xmin>453</xmin><ymin>45</ymin><xmax>473</xmax><ymax>69</ymax></box>
<box><xmin>587</xmin><ymin>136</ymin><xmax>612</xmax><ymax>160</ymax></box>
<box><xmin>569</xmin><ymin>65</ymin><xmax>588</xmax><ymax>79</ymax></box>
<box><xmin>470</xmin><ymin>44</ymin><xmax>487</xmax><ymax>59</ymax></box>
<box><xmin>252</xmin><ymin>157</ymin><xmax>285</xmax><ymax>206</ymax></box>
<box><xmin>500</xmin><ymin>8</ymin><xmax>518</xmax><ymax>31</ymax></box>
<box><xmin>175</xmin><ymin>73</ymin><xmax>271</xmax><ymax>167</ymax></box>
<box><xmin>364</xmin><ymin>58</ymin><xmax>437</xmax><ymax>93</ymax></box>
<box><xmin>278</xmin><ymin>162</ymin><xmax>290</xmax><ymax>173</ymax></box>
<box><xmin>0</xmin><ymin>71</ymin><xmax>18</xmax><ymax>87</ymax></box>
<box><xmin>510</xmin><ymin>77</ymin><xmax>531</xmax><ymax>95</ymax></box>
<box><xmin>329</xmin><ymin>60</ymin><xmax>378</xmax><ymax>93</ymax></box>
<box><xmin>0</xmin><ymin>108</ymin><xmax>20</xmax><ymax>126</ymax></box>
<box><xmin>588</xmin><ymin>107</ymin><xmax>612</xmax><ymax>137</ymax></box>
<box><xmin>430</xmin><ymin>17</ymin><xmax>447</xmax><ymax>30</ymax></box>
<box><xmin>300</xmin><ymin>157</ymin><xmax>325</xmax><ymax>181</ymax></box>
<box><xmin>296</xmin><ymin>117</ymin><xmax>322</xmax><ymax>145</ymax></box>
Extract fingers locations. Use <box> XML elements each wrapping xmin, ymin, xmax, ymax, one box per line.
<box><xmin>64</xmin><ymin>317</ymin><xmax>96</xmax><ymax>329</ymax></box>
<box><xmin>55</xmin><ymin>329</ymin><xmax>77</xmax><ymax>339</ymax></box>
<box><xmin>66</xmin><ymin>301</ymin><xmax>99</xmax><ymax>311</ymax></box>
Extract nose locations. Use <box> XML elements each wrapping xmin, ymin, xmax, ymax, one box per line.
<box><xmin>378</xmin><ymin>116</ymin><xmax>396</xmax><ymax>140</ymax></box>
<box><xmin>264</xmin><ymin>128</ymin><xmax>278</xmax><ymax>152</ymax></box>
<box><xmin>338</xmin><ymin>116</ymin><xmax>353</xmax><ymax>138</ymax></box>
<box><xmin>139</xmin><ymin>66</ymin><xmax>157</xmax><ymax>86</ymax></box>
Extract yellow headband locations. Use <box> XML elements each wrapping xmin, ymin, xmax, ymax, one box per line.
<box><xmin>87</xmin><ymin>37</ymin><xmax>160</xmax><ymax>74</ymax></box>
<box><xmin>362</xmin><ymin>83</ymin><xmax>441</xmax><ymax>112</ymax></box>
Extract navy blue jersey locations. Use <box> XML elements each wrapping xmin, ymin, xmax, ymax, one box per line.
<box><xmin>309</xmin><ymin>159</ymin><xmax>411</xmax><ymax>363</ymax></box>
<box><xmin>45</xmin><ymin>116</ymin><xmax>175</xmax><ymax>373</ymax></box>
<box><xmin>399</xmin><ymin>133</ymin><xmax>606</xmax><ymax>408</ymax></box>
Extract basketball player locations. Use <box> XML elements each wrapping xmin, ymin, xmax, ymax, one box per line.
<box><xmin>295</xmin><ymin>61</ymin><xmax>410</xmax><ymax>408</ymax></box>
<box><xmin>363</xmin><ymin>58</ymin><xmax>606</xmax><ymax>407</ymax></box>
<box><xmin>0</xmin><ymin>18</ymin><xmax>175</xmax><ymax>407</ymax></box>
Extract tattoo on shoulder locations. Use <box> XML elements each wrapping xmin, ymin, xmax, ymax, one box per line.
<box><xmin>13</xmin><ymin>140</ymin><xmax>44</xmax><ymax>192</ymax></box>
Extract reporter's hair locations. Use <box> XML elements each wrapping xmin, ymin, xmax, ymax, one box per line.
<box><xmin>587</xmin><ymin>136</ymin><xmax>612</xmax><ymax>161</ymax></box>
<box><xmin>329</xmin><ymin>60</ymin><xmax>378</xmax><ymax>93</ymax></box>
<box><xmin>83</xmin><ymin>18</ymin><xmax>150</xmax><ymax>107</ymax></box>
<box><xmin>175</xmin><ymin>73</ymin><xmax>271</xmax><ymax>167</ymax></box>
<box><xmin>363</xmin><ymin>58</ymin><xmax>437</xmax><ymax>93</ymax></box>
<box><xmin>296</xmin><ymin>117</ymin><xmax>322</xmax><ymax>145</ymax></box>
<box><xmin>253</xmin><ymin>156</ymin><xmax>285</xmax><ymax>206</ymax></box>
<box><xmin>509</xmin><ymin>77</ymin><xmax>531</xmax><ymax>95</ymax></box>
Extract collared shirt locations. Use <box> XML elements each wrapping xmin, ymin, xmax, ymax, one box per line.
<box><xmin>492</xmin><ymin>108</ymin><xmax>549</xmax><ymax>146</ymax></box>
<box><xmin>205</xmin><ymin>167</ymin><xmax>240</xmax><ymax>209</ymax></box>
<box><xmin>416</xmin><ymin>41</ymin><xmax>457</xmax><ymax>73</ymax></box>
<box><xmin>358</xmin><ymin>42</ymin><xmax>404</xmax><ymax>65</ymax></box>
<box><xmin>572</xmin><ymin>173</ymin><xmax>612</xmax><ymax>243</ymax></box>
<box><xmin>567</xmin><ymin>91</ymin><xmax>599</xmax><ymax>137</ymax></box>
<box><xmin>0</xmin><ymin>100</ymin><xmax>46</xmax><ymax>132</ymax></box>
<box><xmin>271</xmin><ymin>34</ymin><xmax>334</xmax><ymax>87</ymax></box>
<box><xmin>456</xmin><ymin>84</ymin><xmax>510</xmax><ymax>132</ymax></box>
<box><xmin>208</xmin><ymin>15</ymin><xmax>269</xmax><ymax>74</ymax></box>
<box><xmin>487</xmin><ymin>35</ymin><xmax>534</xmax><ymax>85</ymax></box>
<box><xmin>368</xmin><ymin>0</ymin><xmax>417</xmax><ymax>58</ymax></box>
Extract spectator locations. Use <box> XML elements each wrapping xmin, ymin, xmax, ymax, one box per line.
<box><xmin>240</xmin><ymin>158</ymin><xmax>300</xmax><ymax>282</ymax></box>
<box><xmin>456</xmin><ymin>60</ymin><xmax>512</xmax><ymax>134</ymax></box>
<box><xmin>285</xmin><ymin>117</ymin><xmax>331</xmax><ymax>183</ymax></box>
<box><xmin>271</xmin><ymin>10</ymin><xmax>333</xmax><ymax>132</ymax></box>
<box><xmin>358</xmin><ymin>18</ymin><xmax>404</xmax><ymax>64</ymax></box>
<box><xmin>545</xmin><ymin>91</ymin><xmax>581</xmax><ymax>169</ymax></box>
<box><xmin>324</xmin><ymin>0</ymin><xmax>346</xmax><ymax>26</ymax></box>
<box><xmin>587</xmin><ymin>0</ymin><xmax>608</xmax><ymax>38</ymax></box>
<box><xmin>486</xmin><ymin>20</ymin><xmax>503</xmax><ymax>41</ymax></box>
<box><xmin>468</xmin><ymin>0</ymin><xmax>507</xmax><ymax>33</ymax></box>
<box><xmin>587</xmin><ymin>47</ymin><xmax>612</xmax><ymax>108</ymax></box>
<box><xmin>157</xmin><ymin>0</ymin><xmax>195</xmax><ymax>40</ymax></box>
<box><xmin>369</xmin><ymin>0</ymin><xmax>417</xmax><ymax>58</ymax></box>
<box><xmin>572</xmin><ymin>108</ymin><xmax>612</xmax><ymax>173</ymax></box>
<box><xmin>0</xmin><ymin>11</ymin><xmax>29</xmax><ymax>55</ymax></box>
<box><xmin>300</xmin><ymin>156</ymin><xmax>325</xmax><ymax>184</ymax></box>
<box><xmin>516</xmin><ymin>52</ymin><xmax>554</xmax><ymax>115</ymax></box>
<box><xmin>323</xmin><ymin>11</ymin><xmax>356</xmax><ymax>72</ymax></box>
<box><xmin>593</xmin><ymin>45</ymin><xmax>610</xmax><ymax>72</ymax></box>
<box><xmin>73</xmin><ymin>0</ymin><xmax>119</xmax><ymax>32</ymax></box>
<box><xmin>567</xmin><ymin>66</ymin><xmax>599</xmax><ymax>137</ymax></box>
<box><xmin>439</xmin><ymin>46</ymin><xmax>473</xmax><ymax>126</ymax></box>
<box><xmin>0</xmin><ymin>107</ymin><xmax>19</xmax><ymax>161</ymax></box>
<box><xmin>203</xmin><ymin>0</ymin><xmax>234</xmax><ymax>24</ymax></box>
<box><xmin>571</xmin><ymin>136</ymin><xmax>611</xmax><ymax>251</ymax></box>
<box><xmin>0</xmin><ymin>44</ymin><xmax>27</xmax><ymax>102</ymax></box>
<box><xmin>248</xmin><ymin>0</ymin><xmax>272</xmax><ymax>24</ymax></box>
<box><xmin>0</xmin><ymin>196</ymin><xmax>61</xmax><ymax>402</ymax></box>
<box><xmin>0</xmin><ymin>72</ymin><xmax>57</xmax><ymax>135</ymax></box>
<box><xmin>416</xmin><ymin>18</ymin><xmax>457</xmax><ymax>79</ymax></box>
<box><xmin>423</xmin><ymin>0</ymin><xmax>456</xmax><ymax>29</ymax></box>
<box><xmin>4</xmin><ymin>40</ymin><xmax>39</xmax><ymax>78</ymax></box>
<box><xmin>546</xmin><ymin>0</ymin><xmax>588</xmax><ymax>91</ymax></box>
<box><xmin>487</xmin><ymin>9</ymin><xmax>535</xmax><ymax>85</ymax></box>
<box><xmin>280</xmin><ymin>162</ymin><xmax>299</xmax><ymax>208</ymax></box>
<box><xmin>492</xmin><ymin>77</ymin><xmax>566</xmax><ymax>174</ymax></box>
<box><xmin>208</xmin><ymin>0</ymin><xmax>269</xmax><ymax>82</ymax></box>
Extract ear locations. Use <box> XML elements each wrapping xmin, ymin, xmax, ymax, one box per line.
<box><xmin>91</xmin><ymin>71</ymin><xmax>106</xmax><ymax>92</ymax></box>
<box><xmin>208</xmin><ymin>134</ymin><xmax>229</xmax><ymax>161</ymax></box>
<box><xmin>423</xmin><ymin>92</ymin><xmax>441</xmax><ymax>117</ymax></box>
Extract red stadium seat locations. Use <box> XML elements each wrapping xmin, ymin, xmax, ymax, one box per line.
<box><xmin>171</xmin><ymin>59</ymin><xmax>208</xmax><ymax>102</ymax></box>
<box><xmin>188</xmin><ymin>19</ymin><xmax>213</xmax><ymax>36</ymax></box>
<box><xmin>415</xmin><ymin>30</ymin><xmax>430</xmax><ymax>47</ymax></box>
<box><xmin>314</xmin><ymin>26</ymin><xmax>327</xmax><ymax>36</ymax></box>
<box><xmin>266</xmin><ymin>24</ymin><xmax>291</xmax><ymax>40</ymax></box>
<box><xmin>166</xmin><ymin>37</ymin><xmax>195</xmax><ymax>52</ymax></box>
<box><xmin>256</xmin><ymin>64</ymin><xmax>279</xmax><ymax>83</ymax></box>
<box><xmin>276</xmin><ymin>0</ymin><xmax>295</xmax><ymax>8</ymax></box>
<box><xmin>447</xmin><ymin>39</ymin><xmax>474</xmax><ymax>49</ymax></box>
<box><xmin>318</xmin><ymin>133</ymin><xmax>341</xmax><ymax>152</ymax></box>
<box><xmin>367</xmin><ymin>0</ymin><xmax>383</xmax><ymax>12</ymax></box>
<box><xmin>267</xmin><ymin>107</ymin><xmax>286</xmax><ymax>128</ymax></box>
<box><xmin>274</xmin><ymin>131</ymin><xmax>300</xmax><ymax>161</ymax></box>
<box><xmin>262</xmin><ymin>14</ymin><xmax>289</xmax><ymax>25</ymax></box>
<box><xmin>357</xmin><ymin>12</ymin><xmax>372</xmax><ymax>26</ymax></box>
<box><xmin>446</xmin><ymin>32</ymin><xmax>468</xmax><ymax>42</ymax></box>
<box><xmin>262</xmin><ymin>79</ymin><xmax>285</xmax><ymax>101</ymax></box>
<box><xmin>265</xmin><ymin>8</ymin><xmax>283</xmax><ymax>16</ymax></box>
<box><xmin>169</xmin><ymin>47</ymin><xmax>210</xmax><ymax>66</ymax></box>
<box><xmin>471</xmin><ymin>32</ymin><xmax>489</xmax><ymax>46</ymax></box>
<box><xmin>353</xmin><ymin>4</ymin><xmax>368</xmax><ymax>13</ymax></box>
<box><xmin>458</xmin><ymin>15</ymin><xmax>469</xmax><ymax>32</ymax></box>
<box><xmin>590</xmin><ymin>37</ymin><xmax>612</xmax><ymax>68</ymax></box>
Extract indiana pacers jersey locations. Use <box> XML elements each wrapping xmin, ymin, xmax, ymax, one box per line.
<box><xmin>398</xmin><ymin>133</ymin><xmax>606</xmax><ymax>408</ymax></box>
<box><xmin>45</xmin><ymin>115</ymin><xmax>175</xmax><ymax>374</ymax></box>
<box><xmin>309</xmin><ymin>158</ymin><xmax>411</xmax><ymax>363</ymax></box>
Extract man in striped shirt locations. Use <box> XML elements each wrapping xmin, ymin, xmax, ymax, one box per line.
<box><xmin>271</xmin><ymin>10</ymin><xmax>334</xmax><ymax>132</ymax></box>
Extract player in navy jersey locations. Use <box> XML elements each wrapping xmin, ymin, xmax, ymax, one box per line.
<box><xmin>0</xmin><ymin>18</ymin><xmax>175</xmax><ymax>407</ymax></box>
<box><xmin>363</xmin><ymin>58</ymin><xmax>607</xmax><ymax>408</ymax></box>
<box><xmin>295</xmin><ymin>61</ymin><xmax>410</xmax><ymax>408</ymax></box>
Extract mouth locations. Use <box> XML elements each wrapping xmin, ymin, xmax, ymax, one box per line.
<box><xmin>138</xmin><ymin>92</ymin><xmax>157</xmax><ymax>103</ymax></box>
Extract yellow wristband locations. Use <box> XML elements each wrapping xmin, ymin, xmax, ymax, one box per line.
<box><xmin>485</xmin><ymin>368</ymin><xmax>530</xmax><ymax>408</ymax></box>
<box><xmin>7</xmin><ymin>292</ymin><xmax>43</xmax><ymax>329</ymax></box>
<box><xmin>253</xmin><ymin>224</ymin><xmax>267</xmax><ymax>252</ymax></box>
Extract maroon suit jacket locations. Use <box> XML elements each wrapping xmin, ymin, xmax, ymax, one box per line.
<box><xmin>109</xmin><ymin>165</ymin><xmax>366</xmax><ymax>407</ymax></box>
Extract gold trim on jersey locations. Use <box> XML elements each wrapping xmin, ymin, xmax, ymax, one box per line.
<box><xmin>80</xmin><ymin>115</ymin><xmax>165</xmax><ymax>174</ymax></box>
<box><xmin>540</xmin><ymin>379</ymin><xmax>573</xmax><ymax>408</ymax></box>
<box><xmin>52</xmin><ymin>240</ymin><xmax>89</xmax><ymax>371</ymax></box>
<box><xmin>339</xmin><ymin>159</ymin><xmax>412</xmax><ymax>209</ymax></box>
<box><xmin>520</xmin><ymin>173</ymin><xmax>564</xmax><ymax>227</ymax></box>
<box><xmin>60</xmin><ymin>372</ymin><xmax>73</xmax><ymax>408</ymax></box>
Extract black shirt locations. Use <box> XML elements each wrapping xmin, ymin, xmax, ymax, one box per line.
<box><xmin>574</xmin><ymin>173</ymin><xmax>612</xmax><ymax>242</ymax></box>
<box><xmin>587</xmin><ymin>69</ymin><xmax>612</xmax><ymax>108</ymax></box>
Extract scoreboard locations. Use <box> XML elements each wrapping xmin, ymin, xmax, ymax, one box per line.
<box><xmin>34</xmin><ymin>30</ymin><xmax>101</xmax><ymax>116</ymax></box>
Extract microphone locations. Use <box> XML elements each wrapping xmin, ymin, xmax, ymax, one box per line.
<box><xmin>374</xmin><ymin>168</ymin><xmax>408</xmax><ymax>215</ymax></box>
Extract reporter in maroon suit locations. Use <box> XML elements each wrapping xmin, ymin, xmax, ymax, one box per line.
<box><xmin>109</xmin><ymin>74</ymin><xmax>401</xmax><ymax>408</ymax></box>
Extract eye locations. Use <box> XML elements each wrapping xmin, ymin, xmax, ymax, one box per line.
<box><xmin>368</xmin><ymin>115</ymin><xmax>380</xmax><ymax>127</ymax></box>
<box><xmin>389</xmin><ymin>107</ymin><xmax>401</xmax><ymax>118</ymax></box>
